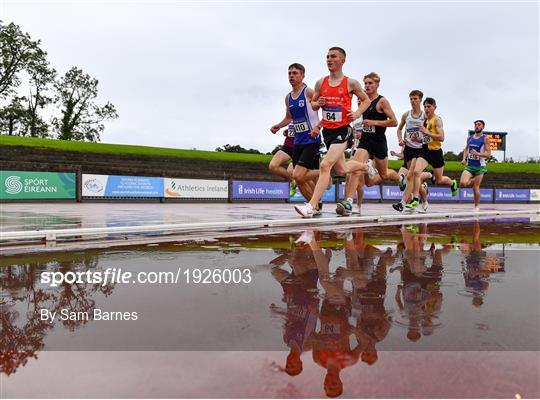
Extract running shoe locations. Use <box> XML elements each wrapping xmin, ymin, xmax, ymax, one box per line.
<box><xmin>392</xmin><ymin>202</ymin><xmax>404</xmax><ymax>212</ymax></box>
<box><xmin>399</xmin><ymin>173</ymin><xmax>407</xmax><ymax>191</ymax></box>
<box><xmin>429</xmin><ymin>172</ymin><xmax>436</xmax><ymax>185</ymax></box>
<box><xmin>289</xmin><ymin>180</ymin><xmax>297</xmax><ymax>197</ymax></box>
<box><xmin>294</xmin><ymin>202</ymin><xmax>314</xmax><ymax>218</ymax></box>
<box><xmin>451</xmin><ymin>179</ymin><xmax>459</xmax><ymax>196</ymax></box>
<box><xmin>406</xmin><ymin>225</ymin><xmax>419</xmax><ymax>234</ymax></box>
<box><xmin>418</xmin><ymin>202</ymin><xmax>429</xmax><ymax>213</ymax></box>
<box><xmin>295</xmin><ymin>230</ymin><xmax>314</xmax><ymax>244</ymax></box>
<box><xmin>336</xmin><ymin>199</ymin><xmax>353</xmax><ymax>216</ymax></box>
<box><xmin>367</xmin><ymin>159</ymin><xmax>378</xmax><ymax>179</ymax></box>
<box><xmin>473</xmin><ymin>206</ymin><xmax>480</xmax><ymax>213</ymax></box>
<box><xmin>405</xmin><ymin>198</ymin><xmax>420</xmax><ymax>212</ymax></box>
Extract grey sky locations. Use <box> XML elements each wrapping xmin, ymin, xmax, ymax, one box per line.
<box><xmin>2</xmin><ymin>1</ymin><xmax>539</xmax><ymax>160</ymax></box>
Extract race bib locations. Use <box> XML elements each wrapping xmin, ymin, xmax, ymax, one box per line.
<box><xmin>363</xmin><ymin>125</ymin><xmax>375</xmax><ymax>133</ymax></box>
<box><xmin>322</xmin><ymin>106</ymin><xmax>342</xmax><ymax>122</ymax></box>
<box><xmin>468</xmin><ymin>150</ymin><xmax>480</xmax><ymax>160</ymax></box>
<box><xmin>353</xmin><ymin>117</ymin><xmax>363</xmax><ymax>133</ymax></box>
<box><xmin>287</xmin><ymin>124</ymin><xmax>295</xmax><ymax>137</ymax></box>
<box><xmin>293</xmin><ymin>121</ymin><xmax>309</xmax><ymax>133</ymax></box>
<box><xmin>405</xmin><ymin>127</ymin><xmax>420</xmax><ymax>139</ymax></box>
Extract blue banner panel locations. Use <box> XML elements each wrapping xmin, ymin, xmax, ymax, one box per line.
<box><xmin>427</xmin><ymin>187</ymin><xmax>459</xmax><ymax>201</ymax></box>
<box><xmin>232</xmin><ymin>180</ymin><xmax>290</xmax><ymax>199</ymax></box>
<box><xmin>381</xmin><ymin>186</ymin><xmax>402</xmax><ymax>200</ymax></box>
<box><xmin>459</xmin><ymin>188</ymin><xmax>493</xmax><ymax>202</ymax></box>
<box><xmin>338</xmin><ymin>184</ymin><xmax>380</xmax><ymax>200</ymax></box>
<box><xmin>290</xmin><ymin>184</ymin><xmax>336</xmax><ymax>203</ymax></box>
<box><xmin>104</xmin><ymin>175</ymin><xmax>164</xmax><ymax>197</ymax></box>
<box><xmin>495</xmin><ymin>189</ymin><xmax>530</xmax><ymax>202</ymax></box>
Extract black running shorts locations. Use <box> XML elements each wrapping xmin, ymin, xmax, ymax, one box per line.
<box><xmin>322</xmin><ymin>125</ymin><xmax>353</xmax><ymax>149</ymax></box>
<box><xmin>357</xmin><ymin>133</ymin><xmax>388</xmax><ymax>160</ymax></box>
<box><xmin>292</xmin><ymin>143</ymin><xmax>320</xmax><ymax>170</ymax></box>
<box><xmin>419</xmin><ymin>145</ymin><xmax>445</xmax><ymax>169</ymax></box>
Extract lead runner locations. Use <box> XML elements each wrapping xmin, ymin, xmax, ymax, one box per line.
<box><xmin>294</xmin><ymin>47</ymin><xmax>374</xmax><ymax>218</ymax></box>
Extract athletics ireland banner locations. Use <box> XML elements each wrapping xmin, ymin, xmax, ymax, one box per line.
<box><xmin>164</xmin><ymin>178</ymin><xmax>228</xmax><ymax>199</ymax></box>
<box><xmin>1</xmin><ymin>171</ymin><xmax>76</xmax><ymax>200</ymax></box>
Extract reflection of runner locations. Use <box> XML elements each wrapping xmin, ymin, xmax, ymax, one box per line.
<box><xmin>459</xmin><ymin>220</ymin><xmax>503</xmax><ymax>307</ymax></box>
<box><xmin>312</xmin><ymin>298</ymin><xmax>361</xmax><ymax>398</ymax></box>
<box><xmin>394</xmin><ymin>224</ymin><xmax>445</xmax><ymax>341</ymax></box>
<box><xmin>347</xmin><ymin>232</ymin><xmax>392</xmax><ymax>366</ymax></box>
<box><xmin>460</xmin><ymin>120</ymin><xmax>491</xmax><ymax>212</ymax></box>
<box><xmin>294</xmin><ymin>47</ymin><xmax>371</xmax><ymax>218</ymax></box>
<box><xmin>269</xmin><ymin>240</ymin><xmax>320</xmax><ymax>376</ymax></box>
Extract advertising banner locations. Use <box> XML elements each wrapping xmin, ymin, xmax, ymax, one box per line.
<box><xmin>1</xmin><ymin>171</ymin><xmax>75</xmax><ymax>200</ymax></box>
<box><xmin>82</xmin><ymin>174</ymin><xmax>164</xmax><ymax>197</ymax></box>
<box><xmin>495</xmin><ymin>189</ymin><xmax>530</xmax><ymax>202</ymax></box>
<box><xmin>459</xmin><ymin>188</ymin><xmax>494</xmax><ymax>202</ymax></box>
<box><xmin>290</xmin><ymin>184</ymin><xmax>336</xmax><ymax>203</ymax></box>
<box><xmin>232</xmin><ymin>180</ymin><xmax>289</xmax><ymax>199</ymax></box>
<box><xmin>164</xmin><ymin>178</ymin><xmax>228</xmax><ymax>199</ymax></box>
<box><xmin>427</xmin><ymin>187</ymin><xmax>459</xmax><ymax>201</ymax></box>
<box><xmin>381</xmin><ymin>186</ymin><xmax>402</xmax><ymax>200</ymax></box>
<box><xmin>338</xmin><ymin>184</ymin><xmax>380</xmax><ymax>200</ymax></box>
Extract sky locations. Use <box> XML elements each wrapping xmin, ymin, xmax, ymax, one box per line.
<box><xmin>1</xmin><ymin>0</ymin><xmax>539</xmax><ymax>160</ymax></box>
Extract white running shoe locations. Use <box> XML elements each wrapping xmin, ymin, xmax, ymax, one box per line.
<box><xmin>294</xmin><ymin>202</ymin><xmax>314</xmax><ymax>218</ymax></box>
<box><xmin>473</xmin><ymin>206</ymin><xmax>480</xmax><ymax>213</ymax></box>
<box><xmin>418</xmin><ymin>201</ymin><xmax>429</xmax><ymax>213</ymax></box>
<box><xmin>295</xmin><ymin>230</ymin><xmax>314</xmax><ymax>244</ymax></box>
<box><xmin>367</xmin><ymin>159</ymin><xmax>378</xmax><ymax>179</ymax></box>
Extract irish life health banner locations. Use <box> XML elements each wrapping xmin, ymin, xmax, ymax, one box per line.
<box><xmin>164</xmin><ymin>178</ymin><xmax>228</xmax><ymax>199</ymax></box>
<box><xmin>1</xmin><ymin>171</ymin><xmax>76</xmax><ymax>200</ymax></box>
<box><xmin>82</xmin><ymin>174</ymin><xmax>164</xmax><ymax>197</ymax></box>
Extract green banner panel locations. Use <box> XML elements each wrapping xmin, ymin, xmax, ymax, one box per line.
<box><xmin>0</xmin><ymin>171</ymin><xmax>76</xmax><ymax>200</ymax></box>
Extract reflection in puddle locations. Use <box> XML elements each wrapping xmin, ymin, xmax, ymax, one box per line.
<box><xmin>1</xmin><ymin>218</ymin><xmax>539</xmax><ymax>397</ymax></box>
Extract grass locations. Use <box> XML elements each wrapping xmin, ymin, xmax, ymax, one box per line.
<box><xmin>0</xmin><ymin>135</ymin><xmax>273</xmax><ymax>163</ymax></box>
<box><xmin>2</xmin><ymin>135</ymin><xmax>539</xmax><ymax>173</ymax></box>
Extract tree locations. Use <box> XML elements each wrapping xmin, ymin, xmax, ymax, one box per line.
<box><xmin>0</xmin><ymin>96</ymin><xmax>27</xmax><ymax>135</ymax></box>
<box><xmin>215</xmin><ymin>144</ymin><xmax>262</xmax><ymax>154</ymax></box>
<box><xmin>52</xmin><ymin>67</ymin><xmax>118</xmax><ymax>141</ymax></box>
<box><xmin>22</xmin><ymin>53</ymin><xmax>55</xmax><ymax>137</ymax></box>
<box><xmin>0</xmin><ymin>21</ymin><xmax>44</xmax><ymax>99</ymax></box>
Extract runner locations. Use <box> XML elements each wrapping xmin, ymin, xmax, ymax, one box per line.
<box><xmin>294</xmin><ymin>47</ymin><xmax>373</xmax><ymax>218</ymax></box>
<box><xmin>270</xmin><ymin>63</ymin><xmax>319</xmax><ymax>199</ymax></box>
<box><xmin>460</xmin><ymin>120</ymin><xmax>491</xmax><ymax>212</ymax></box>
<box><xmin>392</xmin><ymin>90</ymin><xmax>433</xmax><ymax>212</ymax></box>
<box><xmin>336</xmin><ymin>72</ymin><xmax>399</xmax><ymax>216</ymax></box>
<box><xmin>405</xmin><ymin>97</ymin><xmax>458</xmax><ymax>212</ymax></box>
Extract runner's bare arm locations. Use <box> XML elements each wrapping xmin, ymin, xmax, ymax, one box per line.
<box><xmin>310</xmin><ymin>79</ymin><xmax>325</xmax><ymax>111</ymax></box>
<box><xmin>372</xmin><ymin>97</ymin><xmax>398</xmax><ymax>127</ymax></box>
<box><xmin>462</xmin><ymin>137</ymin><xmax>469</xmax><ymax>164</ymax></box>
<box><xmin>396</xmin><ymin>112</ymin><xmax>407</xmax><ymax>146</ymax></box>
<box><xmin>305</xmin><ymin>87</ymin><xmax>315</xmax><ymax>102</ymax></box>
<box><xmin>348</xmin><ymin>79</ymin><xmax>370</xmax><ymax>120</ymax></box>
<box><xmin>270</xmin><ymin>94</ymin><xmax>292</xmax><ymax>133</ymax></box>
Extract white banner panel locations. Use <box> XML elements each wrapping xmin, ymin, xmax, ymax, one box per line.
<box><xmin>530</xmin><ymin>189</ymin><xmax>540</xmax><ymax>202</ymax></box>
<box><xmin>164</xmin><ymin>178</ymin><xmax>228</xmax><ymax>199</ymax></box>
<box><xmin>82</xmin><ymin>174</ymin><xmax>109</xmax><ymax>197</ymax></box>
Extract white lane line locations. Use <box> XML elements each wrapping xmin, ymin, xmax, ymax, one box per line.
<box><xmin>1</xmin><ymin>209</ymin><xmax>537</xmax><ymax>242</ymax></box>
